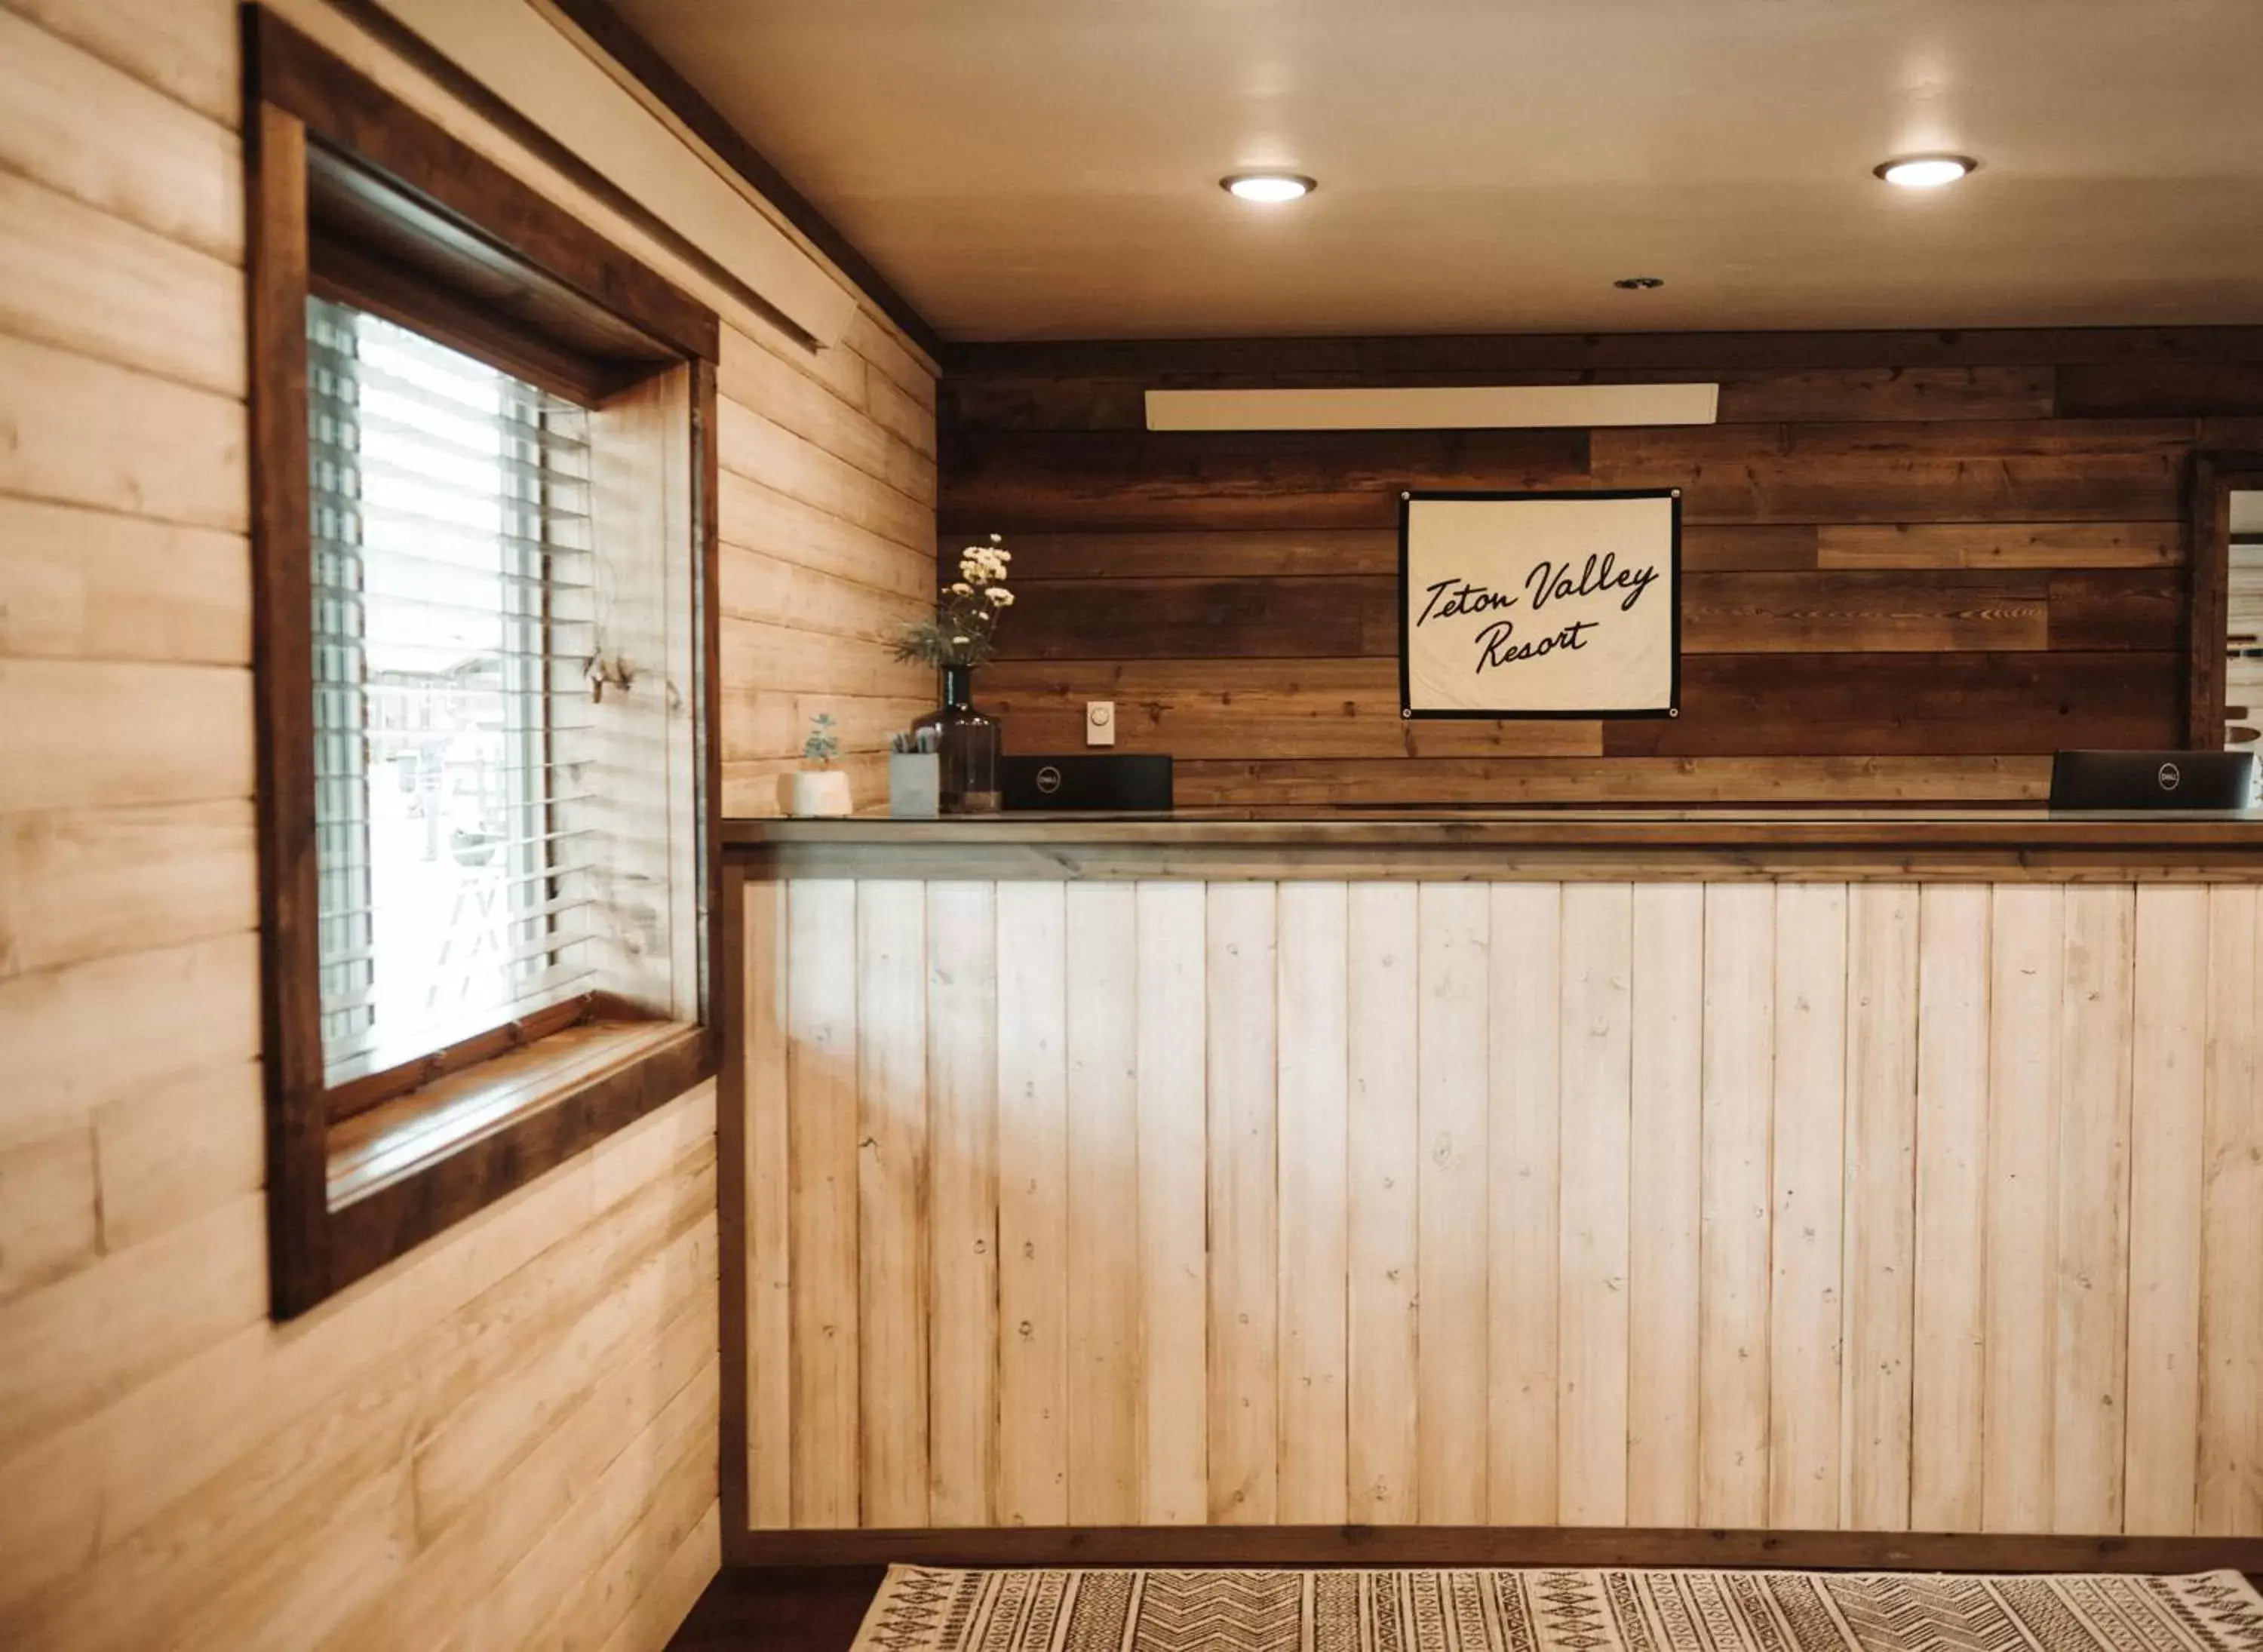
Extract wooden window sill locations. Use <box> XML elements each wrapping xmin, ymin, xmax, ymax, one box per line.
<box><xmin>316</xmin><ymin>1017</ymin><xmax>713</xmax><ymax>1298</ymax></box>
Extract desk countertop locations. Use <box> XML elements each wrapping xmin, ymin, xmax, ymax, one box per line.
<box><xmin>722</xmin><ymin>808</ymin><xmax>2263</xmax><ymax>882</ymax></box>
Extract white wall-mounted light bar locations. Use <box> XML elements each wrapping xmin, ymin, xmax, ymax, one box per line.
<box><xmin>1144</xmin><ymin>382</ymin><xmax>1719</xmax><ymax>431</ymax></box>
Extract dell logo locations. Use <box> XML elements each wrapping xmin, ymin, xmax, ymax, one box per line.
<box><xmin>1035</xmin><ymin>765</ymin><xmax>1063</xmax><ymax>795</ymax></box>
<box><xmin>2158</xmin><ymin>762</ymin><xmax>2182</xmax><ymax>791</ymax></box>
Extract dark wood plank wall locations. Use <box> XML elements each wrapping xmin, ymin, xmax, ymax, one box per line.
<box><xmin>937</xmin><ymin>329</ymin><xmax>2263</xmax><ymax>805</ymax></box>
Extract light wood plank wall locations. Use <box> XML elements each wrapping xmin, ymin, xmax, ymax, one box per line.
<box><xmin>0</xmin><ymin>0</ymin><xmax>936</xmax><ymax>1644</ymax></box>
<box><xmin>263</xmin><ymin>1</ymin><xmax>945</xmax><ymax>818</ymax></box>
<box><xmin>717</xmin><ymin>302</ymin><xmax>941</xmax><ymax>817</ymax></box>
<box><xmin>742</xmin><ymin>876</ymin><xmax>2263</xmax><ymax>1537</ymax></box>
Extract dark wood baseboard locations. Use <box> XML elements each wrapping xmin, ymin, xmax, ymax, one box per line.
<box><xmin>728</xmin><ymin>1525</ymin><xmax>2263</xmax><ymax>1576</ymax></box>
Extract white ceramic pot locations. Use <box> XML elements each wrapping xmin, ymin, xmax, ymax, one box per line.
<box><xmin>781</xmin><ymin>768</ymin><xmax>853</xmax><ymax>818</ymax></box>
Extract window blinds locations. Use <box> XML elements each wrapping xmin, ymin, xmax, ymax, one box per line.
<box><xmin>307</xmin><ymin>296</ymin><xmax>601</xmax><ymax>1085</ymax></box>
<box><xmin>2228</xmin><ymin>494</ymin><xmax>2263</xmax><ymax>754</ymax></box>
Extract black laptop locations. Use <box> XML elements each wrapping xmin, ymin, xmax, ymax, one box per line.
<box><xmin>2048</xmin><ymin>750</ymin><xmax>2257</xmax><ymax>811</ymax></box>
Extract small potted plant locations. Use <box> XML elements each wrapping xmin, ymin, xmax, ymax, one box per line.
<box><xmin>781</xmin><ymin>711</ymin><xmax>852</xmax><ymax>817</ymax></box>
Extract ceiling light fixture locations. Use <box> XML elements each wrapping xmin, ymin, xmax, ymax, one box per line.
<box><xmin>1222</xmin><ymin>172</ymin><xmax>1316</xmax><ymax>204</ymax></box>
<box><xmin>1874</xmin><ymin>154</ymin><xmax>1978</xmax><ymax>189</ymax></box>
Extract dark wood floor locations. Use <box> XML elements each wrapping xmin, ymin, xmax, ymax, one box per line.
<box><xmin>666</xmin><ymin>1567</ymin><xmax>886</xmax><ymax>1652</ymax></box>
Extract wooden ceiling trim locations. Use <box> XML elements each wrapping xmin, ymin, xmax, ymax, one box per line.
<box><xmin>944</xmin><ymin>327</ymin><xmax>2263</xmax><ymax>379</ymax></box>
<box><xmin>316</xmin><ymin>0</ymin><xmax>803</xmax><ymax>352</ymax></box>
<box><xmin>542</xmin><ymin>0</ymin><xmax>945</xmax><ymax>364</ymax></box>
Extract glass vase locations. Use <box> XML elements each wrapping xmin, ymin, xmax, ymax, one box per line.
<box><xmin>912</xmin><ymin>664</ymin><xmax>1000</xmax><ymax>814</ymax></box>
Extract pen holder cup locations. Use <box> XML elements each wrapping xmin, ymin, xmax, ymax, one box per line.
<box><xmin>888</xmin><ymin>751</ymin><xmax>941</xmax><ymax>819</ymax></box>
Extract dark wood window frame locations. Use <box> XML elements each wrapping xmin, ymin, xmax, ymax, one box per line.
<box><xmin>2189</xmin><ymin>450</ymin><xmax>2263</xmax><ymax>748</ymax></box>
<box><xmin>246</xmin><ymin>6</ymin><xmax>722</xmax><ymax>1318</ymax></box>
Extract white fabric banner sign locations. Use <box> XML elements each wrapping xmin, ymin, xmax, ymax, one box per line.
<box><xmin>1401</xmin><ymin>490</ymin><xmax>1680</xmax><ymax>717</ymax></box>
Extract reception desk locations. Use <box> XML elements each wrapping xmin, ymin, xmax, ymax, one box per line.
<box><xmin>717</xmin><ymin>812</ymin><xmax>2263</xmax><ymax>1568</ymax></box>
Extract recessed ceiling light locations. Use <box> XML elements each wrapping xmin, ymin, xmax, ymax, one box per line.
<box><xmin>1222</xmin><ymin>172</ymin><xmax>1316</xmax><ymax>204</ymax></box>
<box><xmin>1874</xmin><ymin>154</ymin><xmax>1978</xmax><ymax>189</ymax></box>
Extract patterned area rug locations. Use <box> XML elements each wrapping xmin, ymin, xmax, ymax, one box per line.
<box><xmin>851</xmin><ymin>1567</ymin><xmax>2263</xmax><ymax>1652</ymax></box>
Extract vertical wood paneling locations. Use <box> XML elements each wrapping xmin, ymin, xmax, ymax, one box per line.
<box><xmin>1842</xmin><ymin>884</ymin><xmax>1919</xmax><ymax>1531</ymax></box>
<box><xmin>748</xmin><ymin>874</ymin><xmax>2263</xmax><ymax>1539</ymax></box>
<box><xmin>742</xmin><ymin>878</ymin><xmax>791</xmax><ymax>1528</ymax></box>
<box><xmin>1984</xmin><ymin>884</ymin><xmax>2062</xmax><ymax>1531</ymax></box>
<box><xmin>1206</xmin><ymin>881</ymin><xmax>1279</xmax><ymax>1524</ymax></box>
<box><xmin>2052</xmin><ymin>886</ymin><xmax>2134</xmax><ymax>1534</ymax></box>
<box><xmin>1415</xmin><ymin>883</ymin><xmax>1491</xmax><ymax>1522</ymax></box>
<box><xmin>2125</xmin><ymin>886</ymin><xmax>2207</xmax><ymax>1536</ymax></box>
<box><xmin>1911</xmin><ymin>883</ymin><xmax>1991</xmax><ymax>1531</ymax></box>
<box><xmin>925</xmin><ymin>881</ymin><xmax>998</xmax><ymax>1527</ymax></box>
<box><xmin>855</xmin><ymin>883</ymin><xmax>929</xmax><ymax>1526</ymax></box>
<box><xmin>1276</xmin><ymin>882</ymin><xmax>1350</xmax><ymax>1524</ymax></box>
<box><xmin>1064</xmin><ymin>883</ymin><xmax>1139</xmax><ymax>1524</ymax></box>
<box><xmin>2200</xmin><ymin>887</ymin><xmax>2263</xmax><ymax>1534</ymax></box>
<box><xmin>1487</xmin><ymin>883</ymin><xmax>1560</xmax><ymax>1524</ymax></box>
<box><xmin>1627</xmin><ymin>883</ymin><xmax>1705</xmax><ymax>1527</ymax></box>
<box><xmin>1135</xmin><ymin>882</ymin><xmax>1208</xmax><ymax>1524</ymax></box>
<box><xmin>1557</xmin><ymin>883</ymin><xmax>1633</xmax><ymax>1525</ymax></box>
<box><xmin>996</xmin><ymin>883</ymin><xmax>1069</xmax><ymax>1525</ymax></box>
<box><xmin>1768</xmin><ymin>883</ymin><xmax>1849</xmax><ymax>1529</ymax></box>
<box><xmin>1699</xmin><ymin>883</ymin><xmax>1774</xmax><ymax>1527</ymax></box>
<box><xmin>785</xmin><ymin>878</ymin><xmax>859</xmax><ymax>1526</ymax></box>
<box><xmin>1346</xmin><ymin>883</ymin><xmax>1420</xmax><ymax>1523</ymax></box>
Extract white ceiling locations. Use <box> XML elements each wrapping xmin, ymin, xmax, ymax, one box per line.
<box><xmin>601</xmin><ymin>0</ymin><xmax>2263</xmax><ymax>342</ymax></box>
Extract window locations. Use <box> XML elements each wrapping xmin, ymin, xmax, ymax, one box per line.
<box><xmin>2222</xmin><ymin>488</ymin><xmax>2262</xmax><ymax>756</ymax></box>
<box><xmin>2193</xmin><ymin>456</ymin><xmax>2263</xmax><ymax>785</ymax></box>
<box><xmin>247</xmin><ymin>9</ymin><xmax>720</xmax><ymax>1316</ymax></box>
<box><xmin>309</xmin><ymin>299</ymin><xmax>598</xmax><ymax>1085</ymax></box>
